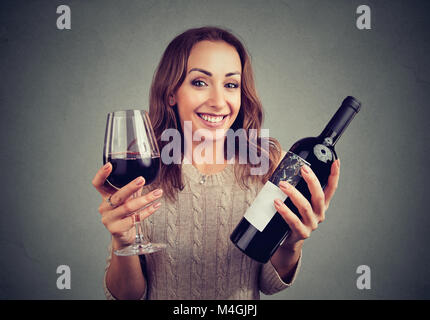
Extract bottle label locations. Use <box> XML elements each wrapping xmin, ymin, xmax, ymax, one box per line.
<box><xmin>244</xmin><ymin>181</ymin><xmax>287</xmax><ymax>232</ymax></box>
<box><xmin>313</xmin><ymin>144</ymin><xmax>333</xmax><ymax>163</ymax></box>
<box><xmin>323</xmin><ymin>137</ymin><xmax>334</xmax><ymax>146</ymax></box>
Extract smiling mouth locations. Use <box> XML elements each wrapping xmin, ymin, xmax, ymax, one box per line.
<box><xmin>196</xmin><ymin>113</ymin><xmax>229</xmax><ymax>123</ymax></box>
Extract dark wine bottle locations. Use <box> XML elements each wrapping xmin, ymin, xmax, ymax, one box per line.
<box><xmin>230</xmin><ymin>96</ymin><xmax>361</xmax><ymax>263</ymax></box>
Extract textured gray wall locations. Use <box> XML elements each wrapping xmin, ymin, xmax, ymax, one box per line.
<box><xmin>0</xmin><ymin>0</ymin><xmax>429</xmax><ymax>299</ymax></box>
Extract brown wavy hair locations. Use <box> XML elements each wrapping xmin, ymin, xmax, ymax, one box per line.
<box><xmin>148</xmin><ymin>26</ymin><xmax>282</xmax><ymax>202</ymax></box>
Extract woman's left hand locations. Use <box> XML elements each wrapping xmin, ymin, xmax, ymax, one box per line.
<box><xmin>274</xmin><ymin>159</ymin><xmax>341</xmax><ymax>250</ymax></box>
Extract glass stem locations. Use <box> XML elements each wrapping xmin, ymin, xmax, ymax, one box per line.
<box><xmin>133</xmin><ymin>191</ymin><xmax>145</xmax><ymax>245</ymax></box>
<box><xmin>135</xmin><ymin>223</ymin><xmax>143</xmax><ymax>244</ymax></box>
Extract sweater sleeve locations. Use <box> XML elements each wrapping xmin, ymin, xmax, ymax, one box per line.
<box><xmin>103</xmin><ymin>241</ymin><xmax>148</xmax><ymax>300</ymax></box>
<box><xmin>258</xmin><ymin>251</ymin><xmax>302</xmax><ymax>295</ymax></box>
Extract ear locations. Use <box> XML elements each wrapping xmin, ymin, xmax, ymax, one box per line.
<box><xmin>168</xmin><ymin>95</ymin><xmax>176</xmax><ymax>106</ymax></box>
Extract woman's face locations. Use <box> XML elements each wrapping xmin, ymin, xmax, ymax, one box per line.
<box><xmin>172</xmin><ymin>40</ymin><xmax>242</xmax><ymax>140</ymax></box>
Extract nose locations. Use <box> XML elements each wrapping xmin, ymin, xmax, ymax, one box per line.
<box><xmin>208</xmin><ymin>85</ymin><xmax>228</xmax><ymax>111</ymax></box>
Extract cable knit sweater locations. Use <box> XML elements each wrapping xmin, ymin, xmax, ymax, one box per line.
<box><xmin>104</xmin><ymin>162</ymin><xmax>301</xmax><ymax>300</ymax></box>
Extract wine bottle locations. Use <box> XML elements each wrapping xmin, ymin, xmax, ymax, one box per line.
<box><xmin>230</xmin><ymin>96</ymin><xmax>361</xmax><ymax>263</ymax></box>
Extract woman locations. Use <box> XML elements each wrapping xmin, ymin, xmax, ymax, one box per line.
<box><xmin>92</xmin><ymin>26</ymin><xmax>340</xmax><ymax>300</ymax></box>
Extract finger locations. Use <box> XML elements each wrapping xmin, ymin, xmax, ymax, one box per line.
<box><xmin>279</xmin><ymin>181</ymin><xmax>318</xmax><ymax>230</ymax></box>
<box><xmin>323</xmin><ymin>159</ymin><xmax>340</xmax><ymax>210</ymax></box>
<box><xmin>104</xmin><ymin>188</ymin><xmax>163</xmax><ymax>223</ymax></box>
<box><xmin>99</xmin><ymin>176</ymin><xmax>147</xmax><ymax>212</ymax></box>
<box><xmin>92</xmin><ymin>163</ymin><xmax>115</xmax><ymax>197</ymax></box>
<box><xmin>136</xmin><ymin>201</ymin><xmax>162</xmax><ymax>222</ymax></box>
<box><xmin>98</xmin><ymin>188</ymin><xmax>137</xmax><ymax>215</ymax></box>
<box><xmin>106</xmin><ymin>201</ymin><xmax>162</xmax><ymax>235</ymax></box>
<box><xmin>300</xmin><ymin>164</ymin><xmax>326</xmax><ymax>219</ymax></box>
<box><xmin>274</xmin><ymin>199</ymin><xmax>310</xmax><ymax>239</ymax></box>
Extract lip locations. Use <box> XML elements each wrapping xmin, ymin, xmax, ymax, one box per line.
<box><xmin>196</xmin><ymin>112</ymin><xmax>229</xmax><ymax>128</ymax></box>
<box><xmin>198</xmin><ymin>112</ymin><xmax>229</xmax><ymax>117</ymax></box>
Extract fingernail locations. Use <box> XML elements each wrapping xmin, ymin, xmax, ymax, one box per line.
<box><xmin>153</xmin><ymin>189</ymin><xmax>163</xmax><ymax>196</ymax></box>
<box><xmin>337</xmin><ymin>159</ymin><xmax>340</xmax><ymax>169</ymax></box>
<box><xmin>301</xmin><ymin>165</ymin><xmax>310</xmax><ymax>174</ymax></box>
<box><xmin>153</xmin><ymin>202</ymin><xmax>161</xmax><ymax>209</ymax></box>
<box><xmin>274</xmin><ymin>199</ymin><xmax>283</xmax><ymax>206</ymax></box>
<box><xmin>136</xmin><ymin>177</ymin><xmax>145</xmax><ymax>186</ymax></box>
<box><xmin>103</xmin><ymin>162</ymin><xmax>111</xmax><ymax>171</ymax></box>
<box><xmin>279</xmin><ymin>181</ymin><xmax>290</xmax><ymax>189</ymax></box>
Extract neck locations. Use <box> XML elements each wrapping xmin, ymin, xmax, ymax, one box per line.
<box><xmin>184</xmin><ymin>137</ymin><xmax>228</xmax><ymax>174</ymax></box>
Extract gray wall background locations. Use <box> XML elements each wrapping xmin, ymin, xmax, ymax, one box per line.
<box><xmin>0</xmin><ymin>0</ymin><xmax>429</xmax><ymax>299</ymax></box>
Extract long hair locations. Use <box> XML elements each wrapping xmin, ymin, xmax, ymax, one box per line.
<box><xmin>148</xmin><ymin>26</ymin><xmax>282</xmax><ymax>202</ymax></box>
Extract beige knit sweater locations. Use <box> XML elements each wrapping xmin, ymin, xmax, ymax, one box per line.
<box><xmin>104</xmin><ymin>163</ymin><xmax>301</xmax><ymax>300</ymax></box>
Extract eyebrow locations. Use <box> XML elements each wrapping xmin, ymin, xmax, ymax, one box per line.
<box><xmin>188</xmin><ymin>68</ymin><xmax>241</xmax><ymax>77</ymax></box>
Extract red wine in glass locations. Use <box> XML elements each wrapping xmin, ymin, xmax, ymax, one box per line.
<box><xmin>104</xmin><ymin>153</ymin><xmax>160</xmax><ymax>189</ymax></box>
<box><xmin>103</xmin><ymin>109</ymin><xmax>166</xmax><ymax>256</ymax></box>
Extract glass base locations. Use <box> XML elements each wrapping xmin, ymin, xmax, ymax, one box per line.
<box><xmin>114</xmin><ymin>242</ymin><xmax>167</xmax><ymax>256</ymax></box>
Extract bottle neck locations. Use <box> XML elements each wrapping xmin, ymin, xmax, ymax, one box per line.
<box><xmin>318</xmin><ymin>96</ymin><xmax>361</xmax><ymax>146</ymax></box>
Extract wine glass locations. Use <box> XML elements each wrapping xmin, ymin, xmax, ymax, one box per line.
<box><xmin>103</xmin><ymin>109</ymin><xmax>166</xmax><ymax>256</ymax></box>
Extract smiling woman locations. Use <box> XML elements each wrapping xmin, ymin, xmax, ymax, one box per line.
<box><xmin>149</xmin><ymin>27</ymin><xmax>282</xmax><ymax>201</ymax></box>
<box><xmin>91</xmin><ymin>26</ymin><xmax>338</xmax><ymax>300</ymax></box>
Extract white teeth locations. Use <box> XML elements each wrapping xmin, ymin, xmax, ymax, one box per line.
<box><xmin>199</xmin><ymin>114</ymin><xmax>225</xmax><ymax>123</ymax></box>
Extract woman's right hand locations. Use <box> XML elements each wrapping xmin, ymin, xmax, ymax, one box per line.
<box><xmin>92</xmin><ymin>162</ymin><xmax>163</xmax><ymax>249</ymax></box>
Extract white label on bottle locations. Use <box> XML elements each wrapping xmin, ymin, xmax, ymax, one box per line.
<box><xmin>243</xmin><ymin>181</ymin><xmax>287</xmax><ymax>232</ymax></box>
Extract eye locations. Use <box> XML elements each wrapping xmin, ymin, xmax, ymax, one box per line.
<box><xmin>191</xmin><ymin>79</ymin><xmax>207</xmax><ymax>87</ymax></box>
<box><xmin>225</xmin><ymin>82</ymin><xmax>240</xmax><ymax>89</ymax></box>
